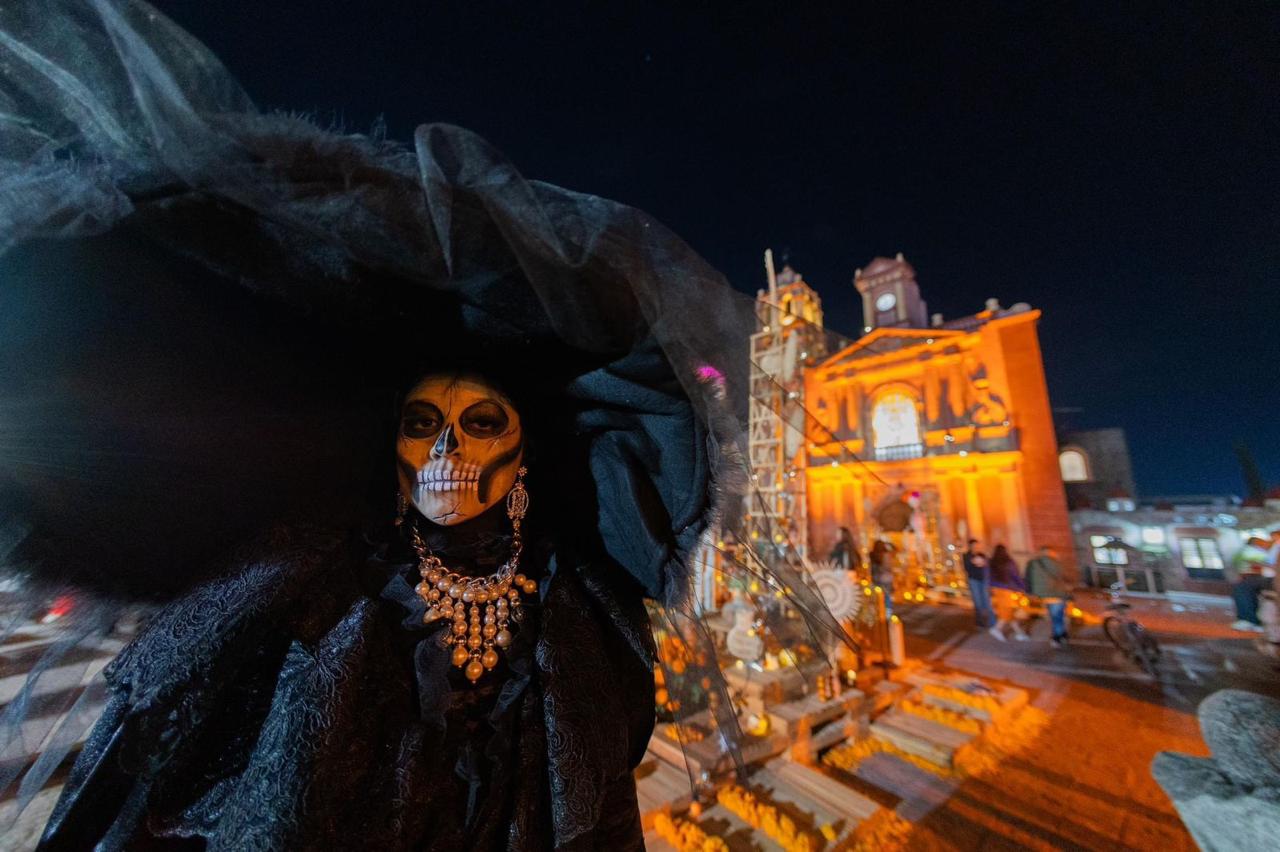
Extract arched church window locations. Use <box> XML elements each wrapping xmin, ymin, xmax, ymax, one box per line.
<box><xmin>1060</xmin><ymin>448</ymin><xmax>1090</xmax><ymax>482</ymax></box>
<box><xmin>871</xmin><ymin>391</ymin><xmax>922</xmax><ymax>460</ymax></box>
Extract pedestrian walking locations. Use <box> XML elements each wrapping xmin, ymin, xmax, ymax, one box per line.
<box><xmin>1025</xmin><ymin>544</ymin><xmax>1070</xmax><ymax>647</ymax></box>
<box><xmin>963</xmin><ymin>539</ymin><xmax>996</xmax><ymax>629</ymax></box>
<box><xmin>988</xmin><ymin>544</ymin><xmax>1028</xmax><ymax>642</ymax></box>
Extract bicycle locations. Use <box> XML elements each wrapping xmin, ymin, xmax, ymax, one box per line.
<box><xmin>1102</xmin><ymin>582</ymin><xmax>1161</xmax><ymax>676</ymax></box>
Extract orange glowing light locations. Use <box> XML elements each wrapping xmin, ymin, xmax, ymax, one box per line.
<box><xmin>803</xmin><ymin>302</ymin><xmax>1074</xmax><ymax>578</ymax></box>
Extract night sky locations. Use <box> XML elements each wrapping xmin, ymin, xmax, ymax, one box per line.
<box><xmin>158</xmin><ymin>1</ymin><xmax>1279</xmax><ymax>497</ymax></box>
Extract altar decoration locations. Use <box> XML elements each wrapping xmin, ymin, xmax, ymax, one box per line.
<box><xmin>715</xmin><ymin>784</ymin><xmax>823</xmax><ymax>852</ymax></box>
<box><xmin>652</xmin><ymin>812</ymin><xmax>729</xmax><ymax>852</ymax></box>
<box><xmin>901</xmin><ymin>697</ymin><xmax>982</xmax><ymax>735</ymax></box>
<box><xmin>849</xmin><ymin>808</ymin><xmax>914</xmax><ymax>851</ymax></box>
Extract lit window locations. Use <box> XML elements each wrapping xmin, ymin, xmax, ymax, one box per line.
<box><xmin>1179</xmin><ymin>538</ymin><xmax>1224</xmax><ymax>572</ymax></box>
<box><xmin>1141</xmin><ymin>526</ymin><xmax>1165</xmax><ymax>545</ymax></box>
<box><xmin>871</xmin><ymin>391</ymin><xmax>922</xmax><ymax>460</ymax></box>
<box><xmin>1200</xmin><ymin>539</ymin><xmax>1224</xmax><ymax>570</ymax></box>
<box><xmin>1090</xmin><ymin>535</ymin><xmax>1128</xmax><ymax>565</ymax></box>
<box><xmin>1179</xmin><ymin>539</ymin><xmax>1201</xmax><ymax>569</ymax></box>
<box><xmin>1105</xmin><ymin>498</ymin><xmax>1135</xmax><ymax>513</ymax></box>
<box><xmin>1059</xmin><ymin>449</ymin><xmax>1089</xmax><ymax>482</ymax></box>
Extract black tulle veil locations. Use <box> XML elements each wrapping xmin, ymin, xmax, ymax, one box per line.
<box><xmin>0</xmin><ymin>0</ymin><xmax>855</xmax><ymax>842</ymax></box>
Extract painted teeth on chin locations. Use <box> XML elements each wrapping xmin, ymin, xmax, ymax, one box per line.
<box><xmin>417</xmin><ymin>467</ymin><xmax>481</xmax><ymax>485</ymax></box>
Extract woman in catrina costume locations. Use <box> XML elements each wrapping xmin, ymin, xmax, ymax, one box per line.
<box><xmin>0</xmin><ymin>2</ymin><xmax>843</xmax><ymax>849</ymax></box>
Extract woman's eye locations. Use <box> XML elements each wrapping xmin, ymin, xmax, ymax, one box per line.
<box><xmin>464</xmin><ymin>418</ymin><xmax>500</xmax><ymax>436</ymax></box>
<box><xmin>460</xmin><ymin>402</ymin><xmax>509</xmax><ymax>437</ymax></box>
<box><xmin>401</xmin><ymin>402</ymin><xmax>445</xmax><ymax>438</ymax></box>
<box><xmin>402</xmin><ymin>414</ymin><xmax>443</xmax><ymax>438</ymax></box>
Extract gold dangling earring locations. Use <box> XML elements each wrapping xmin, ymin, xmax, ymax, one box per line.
<box><xmin>506</xmin><ymin>466</ymin><xmax>529</xmax><ymax>554</ymax></box>
<box><xmin>395</xmin><ymin>491</ymin><xmax>409</xmax><ymax>527</ymax></box>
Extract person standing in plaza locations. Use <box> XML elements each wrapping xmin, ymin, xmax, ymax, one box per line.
<box><xmin>870</xmin><ymin>539</ymin><xmax>897</xmax><ymax>618</ymax></box>
<box><xmin>963</xmin><ymin>539</ymin><xmax>995</xmax><ymax>629</ymax></box>
<box><xmin>988</xmin><ymin>544</ymin><xmax>1029</xmax><ymax>642</ymax></box>
<box><xmin>829</xmin><ymin>526</ymin><xmax>863</xmax><ymax>576</ymax></box>
<box><xmin>1026</xmin><ymin>544</ymin><xmax>1070</xmax><ymax>647</ymax></box>
<box><xmin>1230</xmin><ymin>536</ymin><xmax>1271</xmax><ymax>631</ymax></box>
<box><xmin>1258</xmin><ymin>530</ymin><xmax>1280</xmax><ymax>648</ymax></box>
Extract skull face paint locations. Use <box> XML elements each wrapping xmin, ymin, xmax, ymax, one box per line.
<box><xmin>397</xmin><ymin>374</ymin><xmax>523</xmax><ymax>526</ymax></box>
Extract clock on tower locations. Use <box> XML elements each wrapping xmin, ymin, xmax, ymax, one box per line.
<box><xmin>854</xmin><ymin>253</ymin><xmax>929</xmax><ymax>332</ymax></box>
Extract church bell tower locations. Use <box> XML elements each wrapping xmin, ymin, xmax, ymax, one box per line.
<box><xmin>854</xmin><ymin>253</ymin><xmax>929</xmax><ymax>332</ymax></box>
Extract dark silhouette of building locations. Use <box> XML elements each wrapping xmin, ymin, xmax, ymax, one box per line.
<box><xmin>1057</xmin><ymin>427</ymin><xmax>1136</xmax><ymax>510</ymax></box>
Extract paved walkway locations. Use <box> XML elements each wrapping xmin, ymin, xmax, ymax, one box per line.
<box><xmin>892</xmin><ymin>593</ymin><xmax>1279</xmax><ymax>850</ymax></box>
<box><xmin>0</xmin><ymin>614</ymin><xmax>124</xmax><ymax>851</ymax></box>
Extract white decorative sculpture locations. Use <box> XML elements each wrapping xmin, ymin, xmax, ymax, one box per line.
<box><xmin>726</xmin><ymin>609</ymin><xmax>764</xmax><ymax>663</ymax></box>
<box><xmin>811</xmin><ymin>559</ymin><xmax>861</xmax><ymax>621</ymax></box>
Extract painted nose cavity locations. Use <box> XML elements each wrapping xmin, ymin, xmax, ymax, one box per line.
<box><xmin>431</xmin><ymin>424</ymin><xmax>460</xmax><ymax>458</ymax></box>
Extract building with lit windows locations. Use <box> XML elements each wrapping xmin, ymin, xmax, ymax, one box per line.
<box><xmin>803</xmin><ymin>254</ymin><xmax>1074</xmax><ymax>574</ymax></box>
<box><xmin>1070</xmin><ymin>497</ymin><xmax>1280</xmax><ymax>595</ymax></box>
<box><xmin>1056</xmin><ymin>427</ymin><xmax>1280</xmax><ymax>595</ymax></box>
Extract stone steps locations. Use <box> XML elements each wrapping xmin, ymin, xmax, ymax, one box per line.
<box><xmin>698</xmin><ymin>802</ymin><xmax>778</xmax><ymax>851</ymax></box>
<box><xmin>870</xmin><ymin>708</ymin><xmax>977</xmax><ymax>768</ymax></box>
<box><xmin>905</xmin><ymin>670</ymin><xmax>1028</xmax><ymax>724</ymax></box>
<box><xmin>642</xmin><ymin>666</ymin><xmax>1032</xmax><ymax>849</ymax></box>
<box><xmin>644</xmin><ymin>757</ymin><xmax>884</xmax><ymax>849</ymax></box>
<box><xmin>806</xmin><ymin>715</ymin><xmax>861</xmax><ymax>754</ymax></box>
<box><xmin>636</xmin><ymin>754</ymin><xmax>694</xmax><ymax>829</ymax></box>
<box><xmin>854</xmin><ymin>751</ymin><xmax>958</xmax><ymax>818</ymax></box>
<box><xmin>767</xmin><ymin>689</ymin><xmax>865</xmax><ymax>737</ymax></box>
<box><xmin>698</xmin><ymin>771</ymin><xmax>870</xmax><ymax>852</ymax></box>
<box><xmin>644</xmin><ymin>725</ymin><xmax>699</xmax><ymax>773</ymax></box>
<box><xmin>766</xmin><ymin>758</ymin><xmax>881</xmax><ymax>825</ymax></box>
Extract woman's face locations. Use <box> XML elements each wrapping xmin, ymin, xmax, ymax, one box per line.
<box><xmin>397</xmin><ymin>374</ymin><xmax>523</xmax><ymax>526</ymax></box>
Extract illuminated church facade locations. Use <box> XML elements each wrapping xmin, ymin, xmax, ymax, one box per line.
<box><xmin>800</xmin><ymin>255</ymin><xmax>1074</xmax><ymax>571</ymax></box>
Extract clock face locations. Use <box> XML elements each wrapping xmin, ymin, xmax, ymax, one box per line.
<box><xmin>875</xmin><ymin>292</ymin><xmax>897</xmax><ymax>312</ymax></box>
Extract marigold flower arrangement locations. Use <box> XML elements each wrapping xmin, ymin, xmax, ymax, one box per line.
<box><xmin>901</xmin><ymin>697</ymin><xmax>983</xmax><ymax>735</ymax></box>
<box><xmin>821</xmin><ymin>735</ymin><xmax>958</xmax><ymax>779</ymax></box>
<box><xmin>921</xmin><ymin>683</ymin><xmax>1001</xmax><ymax>714</ymax></box>
<box><xmin>715</xmin><ymin>784</ymin><xmax>821</xmax><ymax>852</ymax></box>
<box><xmin>662</xmin><ymin>722</ymin><xmax>705</xmax><ymax>743</ymax></box>
<box><xmin>849</xmin><ymin>808</ymin><xmax>914</xmax><ymax>851</ymax></box>
<box><xmin>653</xmin><ymin>812</ymin><xmax>729</xmax><ymax>852</ymax></box>
<box><xmin>952</xmin><ymin>706</ymin><xmax>1049</xmax><ymax>777</ymax></box>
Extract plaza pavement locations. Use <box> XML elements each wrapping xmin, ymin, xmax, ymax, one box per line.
<box><xmin>889</xmin><ymin>591</ymin><xmax>1277</xmax><ymax>850</ymax></box>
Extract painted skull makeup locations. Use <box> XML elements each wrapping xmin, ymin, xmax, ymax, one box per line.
<box><xmin>397</xmin><ymin>374</ymin><xmax>524</xmax><ymax>526</ymax></box>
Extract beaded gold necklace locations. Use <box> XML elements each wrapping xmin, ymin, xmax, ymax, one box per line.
<box><xmin>409</xmin><ymin>480</ymin><xmax>536</xmax><ymax>682</ymax></box>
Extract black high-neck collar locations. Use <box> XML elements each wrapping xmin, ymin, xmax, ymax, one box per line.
<box><xmin>409</xmin><ymin>501</ymin><xmax>513</xmax><ymax>575</ymax></box>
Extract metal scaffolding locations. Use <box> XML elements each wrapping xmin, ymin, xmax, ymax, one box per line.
<box><xmin>746</xmin><ymin>250</ymin><xmax>825</xmax><ymax>562</ymax></box>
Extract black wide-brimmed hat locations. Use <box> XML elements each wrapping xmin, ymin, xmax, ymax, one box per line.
<box><xmin>0</xmin><ymin>0</ymin><xmax>762</xmax><ymax>605</ymax></box>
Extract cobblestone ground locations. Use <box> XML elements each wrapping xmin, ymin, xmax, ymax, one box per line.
<box><xmin>894</xmin><ymin>591</ymin><xmax>1278</xmax><ymax>851</ymax></box>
